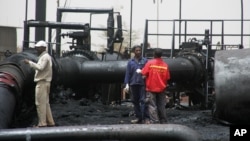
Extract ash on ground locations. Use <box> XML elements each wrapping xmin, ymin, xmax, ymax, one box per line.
<box><xmin>12</xmin><ymin>88</ymin><xmax>229</xmax><ymax>141</ymax></box>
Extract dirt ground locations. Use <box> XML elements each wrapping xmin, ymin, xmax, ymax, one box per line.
<box><xmin>12</xmin><ymin>91</ymin><xmax>229</xmax><ymax>141</ymax></box>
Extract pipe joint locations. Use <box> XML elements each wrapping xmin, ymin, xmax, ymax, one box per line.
<box><xmin>0</xmin><ymin>72</ymin><xmax>19</xmax><ymax>92</ymax></box>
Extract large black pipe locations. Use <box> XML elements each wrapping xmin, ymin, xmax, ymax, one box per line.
<box><xmin>0</xmin><ymin>51</ymin><xmax>38</xmax><ymax>128</ymax></box>
<box><xmin>0</xmin><ymin>124</ymin><xmax>201</xmax><ymax>141</ymax></box>
<box><xmin>56</xmin><ymin>56</ymin><xmax>202</xmax><ymax>86</ymax></box>
<box><xmin>0</xmin><ymin>51</ymin><xmax>203</xmax><ymax>129</ymax></box>
<box><xmin>214</xmin><ymin>48</ymin><xmax>250</xmax><ymax>124</ymax></box>
<box><xmin>26</xmin><ymin>21</ymin><xmax>90</xmax><ymax>29</ymax></box>
<box><xmin>57</xmin><ymin>7</ymin><xmax>114</xmax><ymax>13</ymax></box>
<box><xmin>0</xmin><ymin>86</ymin><xmax>16</xmax><ymax>129</ymax></box>
<box><xmin>166</xmin><ymin>56</ymin><xmax>204</xmax><ymax>83</ymax></box>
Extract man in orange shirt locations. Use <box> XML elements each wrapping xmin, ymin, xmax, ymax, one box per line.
<box><xmin>138</xmin><ymin>48</ymin><xmax>170</xmax><ymax>123</ymax></box>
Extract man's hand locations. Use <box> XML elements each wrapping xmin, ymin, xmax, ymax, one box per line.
<box><xmin>124</xmin><ymin>84</ymin><xmax>129</xmax><ymax>93</ymax></box>
<box><xmin>23</xmin><ymin>59</ymin><xmax>30</xmax><ymax>64</ymax></box>
<box><xmin>136</xmin><ymin>69</ymin><xmax>142</xmax><ymax>73</ymax></box>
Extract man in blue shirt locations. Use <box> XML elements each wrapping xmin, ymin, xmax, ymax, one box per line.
<box><xmin>124</xmin><ymin>45</ymin><xmax>150</xmax><ymax>124</ymax></box>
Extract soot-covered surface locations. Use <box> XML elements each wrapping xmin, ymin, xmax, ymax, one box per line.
<box><xmin>12</xmin><ymin>94</ymin><xmax>229</xmax><ymax>141</ymax></box>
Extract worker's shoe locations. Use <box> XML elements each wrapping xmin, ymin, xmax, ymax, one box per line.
<box><xmin>144</xmin><ymin>119</ymin><xmax>151</xmax><ymax>124</ymax></box>
<box><xmin>131</xmin><ymin>118</ymin><xmax>142</xmax><ymax>124</ymax></box>
<box><xmin>32</xmin><ymin>125</ymin><xmax>47</xmax><ymax>128</ymax></box>
<box><xmin>160</xmin><ymin>119</ymin><xmax>168</xmax><ymax>124</ymax></box>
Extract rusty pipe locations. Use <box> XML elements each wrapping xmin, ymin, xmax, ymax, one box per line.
<box><xmin>0</xmin><ymin>124</ymin><xmax>201</xmax><ymax>141</ymax></box>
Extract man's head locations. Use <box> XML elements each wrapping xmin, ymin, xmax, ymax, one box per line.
<box><xmin>35</xmin><ymin>40</ymin><xmax>47</xmax><ymax>54</ymax></box>
<box><xmin>132</xmin><ymin>45</ymin><xmax>142</xmax><ymax>58</ymax></box>
<box><xmin>153</xmin><ymin>48</ymin><xmax>162</xmax><ymax>58</ymax></box>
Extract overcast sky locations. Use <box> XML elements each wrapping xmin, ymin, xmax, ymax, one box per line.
<box><xmin>0</xmin><ymin>0</ymin><xmax>250</xmax><ymax>50</ymax></box>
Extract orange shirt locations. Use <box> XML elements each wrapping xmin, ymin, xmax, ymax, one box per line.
<box><xmin>141</xmin><ymin>58</ymin><xmax>170</xmax><ymax>93</ymax></box>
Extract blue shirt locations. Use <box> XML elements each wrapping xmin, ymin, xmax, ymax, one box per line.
<box><xmin>124</xmin><ymin>57</ymin><xmax>147</xmax><ymax>86</ymax></box>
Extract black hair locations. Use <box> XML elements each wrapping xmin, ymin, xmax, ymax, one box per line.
<box><xmin>154</xmin><ymin>48</ymin><xmax>162</xmax><ymax>58</ymax></box>
<box><xmin>132</xmin><ymin>45</ymin><xmax>142</xmax><ymax>52</ymax></box>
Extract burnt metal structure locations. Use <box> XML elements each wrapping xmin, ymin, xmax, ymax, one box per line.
<box><xmin>2</xmin><ymin>35</ymin><xmax>250</xmax><ymax>127</ymax></box>
<box><xmin>24</xmin><ymin>7</ymin><xmax>123</xmax><ymax>57</ymax></box>
<box><xmin>1</xmin><ymin>5</ymin><xmax>126</xmax><ymax>129</ymax></box>
<box><xmin>142</xmin><ymin>17</ymin><xmax>250</xmax><ymax>109</ymax></box>
<box><xmin>56</xmin><ymin>7</ymin><xmax>122</xmax><ymax>57</ymax></box>
<box><xmin>1</xmin><ymin>38</ymin><xmax>250</xmax><ymax>138</ymax></box>
<box><xmin>0</xmin><ymin>46</ymin><xmax>207</xmax><ymax>129</ymax></box>
<box><xmin>1</xmin><ymin>0</ymin><xmax>250</xmax><ymax>140</ymax></box>
<box><xmin>22</xmin><ymin>7</ymin><xmax>125</xmax><ymax>108</ymax></box>
<box><xmin>23</xmin><ymin>20</ymin><xmax>91</xmax><ymax>55</ymax></box>
<box><xmin>3</xmin><ymin>6</ymin><xmax>250</xmax><ymax>127</ymax></box>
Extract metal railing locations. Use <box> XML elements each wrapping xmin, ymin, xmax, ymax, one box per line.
<box><xmin>142</xmin><ymin>19</ymin><xmax>250</xmax><ymax>57</ymax></box>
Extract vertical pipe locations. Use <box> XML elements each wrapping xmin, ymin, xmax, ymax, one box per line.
<box><xmin>210</xmin><ymin>21</ymin><xmax>213</xmax><ymax>46</ymax></box>
<box><xmin>179</xmin><ymin>0</ymin><xmax>182</xmax><ymax>44</ymax></box>
<box><xmin>48</xmin><ymin>28</ymin><xmax>52</xmax><ymax>55</ymax></box>
<box><xmin>204</xmin><ymin>29</ymin><xmax>211</xmax><ymax>109</ymax></box>
<box><xmin>130</xmin><ymin>0</ymin><xmax>133</xmax><ymax>49</ymax></box>
<box><xmin>184</xmin><ymin>21</ymin><xmax>187</xmax><ymax>42</ymax></box>
<box><xmin>221</xmin><ymin>21</ymin><xmax>224</xmax><ymax>50</ymax></box>
<box><xmin>25</xmin><ymin>0</ymin><xmax>28</xmax><ymax>21</ymax></box>
<box><xmin>56</xmin><ymin>9</ymin><xmax>62</xmax><ymax>58</ymax></box>
<box><xmin>23</xmin><ymin>0</ymin><xmax>29</xmax><ymax>49</ymax></box>
<box><xmin>156</xmin><ymin>0</ymin><xmax>159</xmax><ymax>47</ymax></box>
<box><xmin>241</xmin><ymin>0</ymin><xmax>244</xmax><ymax>45</ymax></box>
<box><xmin>171</xmin><ymin>20</ymin><xmax>175</xmax><ymax>58</ymax></box>
<box><xmin>142</xmin><ymin>20</ymin><xmax>148</xmax><ymax>57</ymax></box>
<box><xmin>107</xmin><ymin>11</ymin><xmax>114</xmax><ymax>53</ymax></box>
<box><xmin>35</xmin><ymin>0</ymin><xmax>46</xmax><ymax>41</ymax></box>
<box><xmin>22</xmin><ymin>21</ymin><xmax>29</xmax><ymax>49</ymax></box>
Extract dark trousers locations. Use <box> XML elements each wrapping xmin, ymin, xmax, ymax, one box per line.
<box><xmin>147</xmin><ymin>91</ymin><xmax>167</xmax><ymax>123</ymax></box>
<box><xmin>130</xmin><ymin>85</ymin><xmax>149</xmax><ymax>121</ymax></box>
